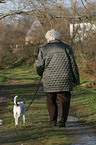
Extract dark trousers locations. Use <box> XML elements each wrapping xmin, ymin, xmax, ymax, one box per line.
<box><xmin>46</xmin><ymin>92</ymin><xmax>71</xmax><ymax>124</ymax></box>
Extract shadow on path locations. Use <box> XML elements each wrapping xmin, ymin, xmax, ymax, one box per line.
<box><xmin>0</xmin><ymin>80</ymin><xmax>96</xmax><ymax>145</ymax></box>
<box><xmin>65</xmin><ymin>120</ymin><xmax>96</xmax><ymax>145</ymax></box>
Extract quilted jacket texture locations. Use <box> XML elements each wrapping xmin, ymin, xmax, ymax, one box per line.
<box><xmin>36</xmin><ymin>40</ymin><xmax>80</xmax><ymax>92</ymax></box>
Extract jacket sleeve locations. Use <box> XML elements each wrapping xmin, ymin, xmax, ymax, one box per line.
<box><xmin>67</xmin><ymin>47</ymin><xmax>80</xmax><ymax>85</ymax></box>
<box><xmin>36</xmin><ymin>48</ymin><xmax>45</xmax><ymax>76</ymax></box>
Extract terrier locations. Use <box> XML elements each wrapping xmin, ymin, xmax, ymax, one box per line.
<box><xmin>13</xmin><ymin>95</ymin><xmax>26</xmax><ymax>126</ymax></box>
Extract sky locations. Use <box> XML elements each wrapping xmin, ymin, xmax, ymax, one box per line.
<box><xmin>0</xmin><ymin>0</ymin><xmax>95</xmax><ymax>26</ymax></box>
<box><xmin>0</xmin><ymin>0</ymin><xmax>71</xmax><ymax>14</ymax></box>
<box><xmin>0</xmin><ymin>0</ymin><xmax>96</xmax><ymax>14</ymax></box>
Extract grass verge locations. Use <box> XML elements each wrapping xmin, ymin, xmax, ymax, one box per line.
<box><xmin>0</xmin><ymin>86</ymin><xmax>73</xmax><ymax>145</ymax></box>
<box><xmin>71</xmin><ymin>85</ymin><xmax>96</xmax><ymax>126</ymax></box>
<box><xmin>0</xmin><ymin>64</ymin><xmax>96</xmax><ymax>144</ymax></box>
<box><xmin>0</xmin><ymin>64</ymin><xmax>40</xmax><ymax>84</ymax></box>
<box><xmin>0</xmin><ymin>64</ymin><xmax>74</xmax><ymax>145</ymax></box>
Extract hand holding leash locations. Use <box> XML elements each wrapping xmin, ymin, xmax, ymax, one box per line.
<box><xmin>26</xmin><ymin>77</ymin><xmax>42</xmax><ymax>111</ymax></box>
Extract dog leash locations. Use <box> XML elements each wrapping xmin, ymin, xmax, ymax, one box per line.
<box><xmin>26</xmin><ymin>77</ymin><xmax>42</xmax><ymax>112</ymax></box>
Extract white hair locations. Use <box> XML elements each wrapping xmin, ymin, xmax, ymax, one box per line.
<box><xmin>45</xmin><ymin>29</ymin><xmax>60</xmax><ymax>41</ymax></box>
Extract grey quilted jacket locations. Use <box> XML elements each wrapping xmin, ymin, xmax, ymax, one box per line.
<box><xmin>36</xmin><ymin>40</ymin><xmax>80</xmax><ymax>92</ymax></box>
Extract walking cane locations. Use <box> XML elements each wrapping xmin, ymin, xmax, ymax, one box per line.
<box><xmin>26</xmin><ymin>77</ymin><xmax>42</xmax><ymax>111</ymax></box>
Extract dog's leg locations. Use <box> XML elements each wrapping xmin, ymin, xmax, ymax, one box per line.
<box><xmin>15</xmin><ymin>114</ymin><xmax>19</xmax><ymax>126</ymax></box>
<box><xmin>23</xmin><ymin>114</ymin><xmax>25</xmax><ymax>125</ymax></box>
<box><xmin>15</xmin><ymin>119</ymin><xmax>18</xmax><ymax>126</ymax></box>
<box><xmin>15</xmin><ymin>117</ymin><xmax>18</xmax><ymax>126</ymax></box>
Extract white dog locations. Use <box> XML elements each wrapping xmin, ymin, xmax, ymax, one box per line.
<box><xmin>13</xmin><ymin>95</ymin><xmax>26</xmax><ymax>126</ymax></box>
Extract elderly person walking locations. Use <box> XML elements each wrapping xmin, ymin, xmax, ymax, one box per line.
<box><xmin>36</xmin><ymin>29</ymin><xmax>80</xmax><ymax>127</ymax></box>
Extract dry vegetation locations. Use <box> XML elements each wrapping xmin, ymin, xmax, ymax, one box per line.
<box><xmin>0</xmin><ymin>1</ymin><xmax>96</xmax><ymax>80</ymax></box>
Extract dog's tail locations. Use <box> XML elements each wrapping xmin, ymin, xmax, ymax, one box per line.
<box><xmin>14</xmin><ymin>95</ymin><xmax>18</xmax><ymax>105</ymax></box>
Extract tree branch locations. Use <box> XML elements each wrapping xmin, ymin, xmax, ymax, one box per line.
<box><xmin>0</xmin><ymin>10</ymin><xmax>36</xmax><ymax>20</ymax></box>
<box><xmin>0</xmin><ymin>10</ymin><xmax>95</xmax><ymax>21</ymax></box>
<box><xmin>81</xmin><ymin>0</ymin><xmax>87</xmax><ymax>10</ymax></box>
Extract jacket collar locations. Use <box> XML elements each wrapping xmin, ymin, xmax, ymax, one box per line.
<box><xmin>48</xmin><ymin>40</ymin><xmax>60</xmax><ymax>44</ymax></box>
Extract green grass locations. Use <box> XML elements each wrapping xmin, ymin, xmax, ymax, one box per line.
<box><xmin>0</xmin><ymin>64</ymin><xmax>96</xmax><ymax>144</ymax></box>
<box><xmin>0</xmin><ymin>89</ymin><xmax>73</xmax><ymax>145</ymax></box>
<box><xmin>0</xmin><ymin>64</ymin><xmax>74</xmax><ymax>145</ymax></box>
<box><xmin>71</xmin><ymin>86</ymin><xmax>96</xmax><ymax>125</ymax></box>
<box><xmin>0</xmin><ymin>64</ymin><xmax>40</xmax><ymax>84</ymax></box>
<box><xmin>0</xmin><ymin>75</ymin><xmax>7</xmax><ymax>84</ymax></box>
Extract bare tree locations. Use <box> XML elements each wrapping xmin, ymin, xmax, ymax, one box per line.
<box><xmin>0</xmin><ymin>0</ymin><xmax>96</xmax><ymax>71</ymax></box>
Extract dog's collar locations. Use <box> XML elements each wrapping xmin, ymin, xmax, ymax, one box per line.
<box><xmin>14</xmin><ymin>103</ymin><xmax>19</xmax><ymax>106</ymax></box>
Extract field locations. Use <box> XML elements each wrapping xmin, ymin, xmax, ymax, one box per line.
<box><xmin>0</xmin><ymin>64</ymin><xmax>96</xmax><ymax>145</ymax></box>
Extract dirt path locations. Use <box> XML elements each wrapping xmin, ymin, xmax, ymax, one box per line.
<box><xmin>0</xmin><ymin>81</ymin><xmax>96</xmax><ymax>145</ymax></box>
<box><xmin>65</xmin><ymin>119</ymin><xmax>96</xmax><ymax>145</ymax></box>
<box><xmin>34</xmin><ymin>83</ymin><xmax>96</xmax><ymax>145</ymax></box>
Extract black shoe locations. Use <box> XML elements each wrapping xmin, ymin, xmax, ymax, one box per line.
<box><xmin>59</xmin><ymin>120</ymin><xmax>65</xmax><ymax>127</ymax></box>
<box><xmin>51</xmin><ymin>123</ymin><xmax>56</xmax><ymax>127</ymax></box>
